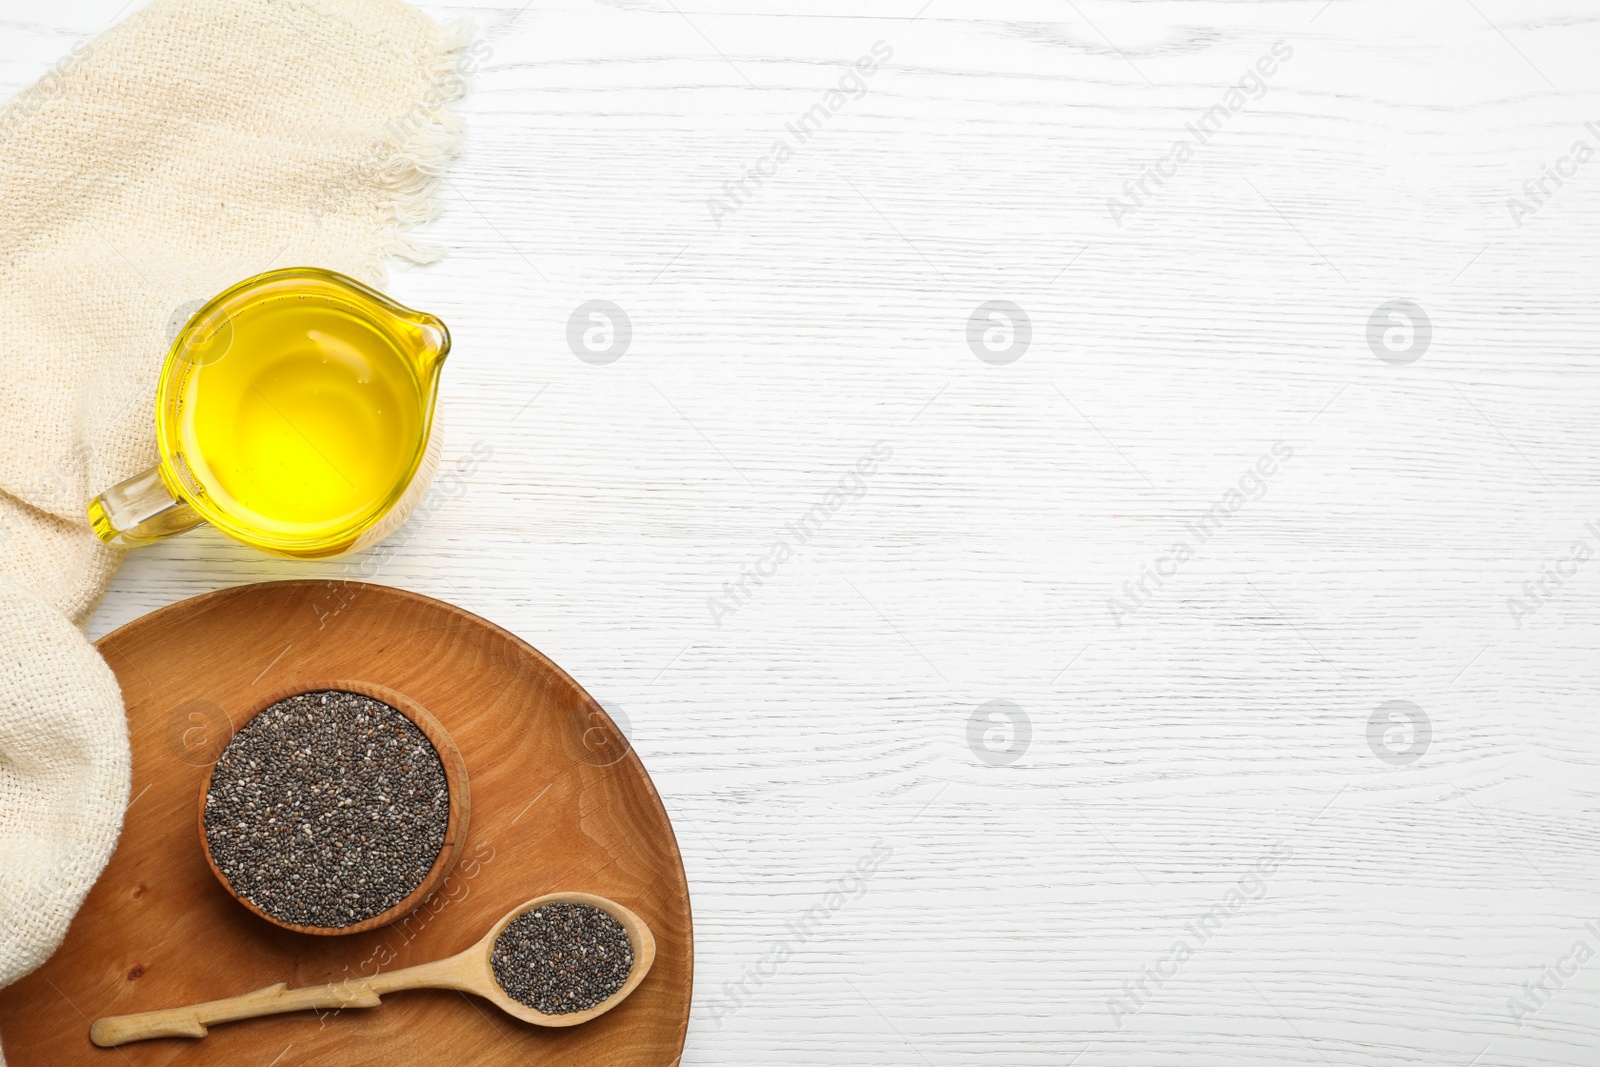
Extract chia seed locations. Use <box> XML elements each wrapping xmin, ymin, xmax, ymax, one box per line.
<box><xmin>203</xmin><ymin>689</ymin><xmax>450</xmax><ymax>929</ymax></box>
<box><xmin>491</xmin><ymin>903</ymin><xmax>635</xmax><ymax>1014</ymax></box>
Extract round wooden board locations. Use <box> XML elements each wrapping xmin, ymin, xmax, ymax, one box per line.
<box><xmin>0</xmin><ymin>580</ymin><xmax>692</xmax><ymax>1066</ymax></box>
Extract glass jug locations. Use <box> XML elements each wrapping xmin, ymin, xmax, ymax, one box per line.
<box><xmin>88</xmin><ymin>268</ymin><xmax>449</xmax><ymax>559</ymax></box>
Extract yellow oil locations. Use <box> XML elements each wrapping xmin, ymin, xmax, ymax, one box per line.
<box><xmin>172</xmin><ymin>298</ymin><xmax>424</xmax><ymax>540</ymax></box>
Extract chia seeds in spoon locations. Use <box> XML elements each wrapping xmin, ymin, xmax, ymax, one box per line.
<box><xmin>491</xmin><ymin>903</ymin><xmax>635</xmax><ymax>1014</ymax></box>
<box><xmin>203</xmin><ymin>689</ymin><xmax>449</xmax><ymax>929</ymax></box>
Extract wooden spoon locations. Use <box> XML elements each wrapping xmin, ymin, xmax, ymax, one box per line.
<box><xmin>89</xmin><ymin>892</ymin><xmax>655</xmax><ymax>1047</ymax></box>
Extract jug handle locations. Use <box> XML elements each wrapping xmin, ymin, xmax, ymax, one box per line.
<box><xmin>87</xmin><ymin>466</ymin><xmax>203</xmax><ymax>546</ymax></box>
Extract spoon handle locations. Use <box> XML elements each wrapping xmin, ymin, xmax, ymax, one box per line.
<box><xmin>88</xmin><ymin>951</ymin><xmax>482</xmax><ymax>1046</ymax></box>
<box><xmin>89</xmin><ymin>980</ymin><xmax>383</xmax><ymax>1046</ymax></box>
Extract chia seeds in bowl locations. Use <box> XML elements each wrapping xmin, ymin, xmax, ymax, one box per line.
<box><xmin>203</xmin><ymin>688</ymin><xmax>453</xmax><ymax>931</ymax></box>
<box><xmin>491</xmin><ymin>902</ymin><xmax>636</xmax><ymax>1015</ymax></box>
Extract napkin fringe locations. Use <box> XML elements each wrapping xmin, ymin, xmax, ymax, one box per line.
<box><xmin>374</xmin><ymin>18</ymin><xmax>476</xmax><ymax>270</ymax></box>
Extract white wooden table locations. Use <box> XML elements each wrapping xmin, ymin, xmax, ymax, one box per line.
<box><xmin>9</xmin><ymin>0</ymin><xmax>1600</xmax><ymax>1063</ymax></box>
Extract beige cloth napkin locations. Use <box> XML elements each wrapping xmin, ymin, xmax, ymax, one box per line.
<box><xmin>0</xmin><ymin>0</ymin><xmax>470</xmax><ymax>1051</ymax></box>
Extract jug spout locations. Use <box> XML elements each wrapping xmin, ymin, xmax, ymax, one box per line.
<box><xmin>409</xmin><ymin>314</ymin><xmax>451</xmax><ymax>380</ymax></box>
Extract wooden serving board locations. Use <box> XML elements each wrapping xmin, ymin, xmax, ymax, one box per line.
<box><xmin>0</xmin><ymin>581</ymin><xmax>692</xmax><ymax>1066</ymax></box>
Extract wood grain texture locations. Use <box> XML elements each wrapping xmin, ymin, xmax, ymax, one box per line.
<box><xmin>0</xmin><ymin>581</ymin><xmax>690</xmax><ymax>1066</ymax></box>
<box><xmin>5</xmin><ymin>0</ymin><xmax>1600</xmax><ymax>1063</ymax></box>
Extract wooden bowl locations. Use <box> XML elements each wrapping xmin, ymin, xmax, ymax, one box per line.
<box><xmin>197</xmin><ymin>678</ymin><xmax>472</xmax><ymax>936</ymax></box>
